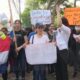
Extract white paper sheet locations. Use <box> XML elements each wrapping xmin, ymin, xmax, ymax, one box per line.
<box><xmin>25</xmin><ymin>43</ymin><xmax>57</xmax><ymax>65</ymax></box>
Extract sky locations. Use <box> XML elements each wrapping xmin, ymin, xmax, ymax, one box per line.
<box><xmin>0</xmin><ymin>0</ymin><xmax>25</xmax><ymax>21</ymax></box>
<box><xmin>69</xmin><ymin>0</ymin><xmax>74</xmax><ymax>3</ymax></box>
<box><xmin>0</xmin><ymin>0</ymin><xmax>80</xmax><ymax>21</ymax></box>
<box><xmin>69</xmin><ymin>0</ymin><xmax>80</xmax><ymax>5</ymax></box>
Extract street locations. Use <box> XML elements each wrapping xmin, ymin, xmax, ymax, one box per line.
<box><xmin>0</xmin><ymin>66</ymin><xmax>79</xmax><ymax>80</ymax></box>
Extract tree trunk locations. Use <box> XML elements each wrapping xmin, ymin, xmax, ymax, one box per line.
<box><xmin>74</xmin><ymin>0</ymin><xmax>77</xmax><ymax>7</ymax></box>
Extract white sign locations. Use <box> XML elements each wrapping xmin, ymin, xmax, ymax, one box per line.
<box><xmin>25</xmin><ymin>43</ymin><xmax>57</xmax><ymax>65</ymax></box>
<box><xmin>30</xmin><ymin>10</ymin><xmax>51</xmax><ymax>25</ymax></box>
<box><xmin>0</xmin><ymin>51</ymin><xmax>9</xmax><ymax>65</ymax></box>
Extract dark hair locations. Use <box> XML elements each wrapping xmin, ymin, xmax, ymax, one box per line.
<box><xmin>1</xmin><ymin>27</ymin><xmax>8</xmax><ymax>32</ymax></box>
<box><xmin>61</xmin><ymin>17</ymin><xmax>69</xmax><ymax>27</ymax></box>
<box><xmin>14</xmin><ymin>20</ymin><xmax>22</xmax><ymax>24</ymax></box>
<box><xmin>35</xmin><ymin>23</ymin><xmax>44</xmax><ymax>28</ymax></box>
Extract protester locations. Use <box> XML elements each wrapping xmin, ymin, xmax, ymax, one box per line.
<box><xmin>68</xmin><ymin>25</ymin><xmax>79</xmax><ymax>78</ymax></box>
<box><xmin>47</xmin><ymin>24</ymin><xmax>56</xmax><ymax>74</ymax></box>
<box><xmin>48</xmin><ymin>25</ymin><xmax>54</xmax><ymax>42</ymax></box>
<box><xmin>2</xmin><ymin>27</ymin><xmax>15</xmax><ymax>74</ymax></box>
<box><xmin>0</xmin><ymin>27</ymin><xmax>11</xmax><ymax>80</ymax></box>
<box><xmin>13</xmin><ymin>20</ymin><xmax>28</xmax><ymax>80</ymax></box>
<box><xmin>28</xmin><ymin>25</ymin><xmax>36</xmax><ymax>40</ymax></box>
<box><xmin>55</xmin><ymin>6</ymin><xmax>80</xmax><ymax>80</ymax></box>
<box><xmin>72</xmin><ymin>26</ymin><xmax>80</xmax><ymax>77</ymax></box>
<box><xmin>55</xmin><ymin>4</ymin><xmax>72</xmax><ymax>80</ymax></box>
<box><xmin>30</xmin><ymin>23</ymin><xmax>49</xmax><ymax>80</ymax></box>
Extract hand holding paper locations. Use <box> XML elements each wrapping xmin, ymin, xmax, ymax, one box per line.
<box><xmin>73</xmin><ymin>34</ymin><xmax>80</xmax><ymax>42</ymax></box>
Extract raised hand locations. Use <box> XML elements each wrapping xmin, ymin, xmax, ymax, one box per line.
<box><xmin>56</xmin><ymin>4</ymin><xmax>61</xmax><ymax>13</ymax></box>
<box><xmin>56</xmin><ymin>4</ymin><xmax>62</xmax><ymax>27</ymax></box>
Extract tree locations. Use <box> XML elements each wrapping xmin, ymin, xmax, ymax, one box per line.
<box><xmin>74</xmin><ymin>0</ymin><xmax>77</xmax><ymax>7</ymax></box>
<box><xmin>21</xmin><ymin>0</ymin><xmax>46</xmax><ymax>27</ymax></box>
<box><xmin>21</xmin><ymin>0</ymin><xmax>72</xmax><ymax>27</ymax></box>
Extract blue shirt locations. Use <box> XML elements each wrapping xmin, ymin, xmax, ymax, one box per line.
<box><xmin>28</xmin><ymin>32</ymin><xmax>36</xmax><ymax>40</ymax></box>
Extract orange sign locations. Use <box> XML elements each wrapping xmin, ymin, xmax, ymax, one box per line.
<box><xmin>64</xmin><ymin>8</ymin><xmax>80</xmax><ymax>25</ymax></box>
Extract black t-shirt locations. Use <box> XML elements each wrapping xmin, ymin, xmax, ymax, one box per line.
<box><xmin>15</xmin><ymin>30</ymin><xmax>26</xmax><ymax>47</ymax></box>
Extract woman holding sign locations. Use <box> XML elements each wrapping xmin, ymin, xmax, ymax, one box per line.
<box><xmin>30</xmin><ymin>23</ymin><xmax>49</xmax><ymax>80</ymax></box>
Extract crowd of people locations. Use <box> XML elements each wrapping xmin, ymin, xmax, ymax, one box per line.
<box><xmin>0</xmin><ymin>4</ymin><xmax>80</xmax><ymax>80</ymax></box>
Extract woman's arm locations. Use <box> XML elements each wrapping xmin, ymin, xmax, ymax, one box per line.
<box><xmin>56</xmin><ymin>4</ymin><xmax>62</xmax><ymax>27</ymax></box>
<box><xmin>56</xmin><ymin>4</ymin><xmax>71</xmax><ymax>36</ymax></box>
<box><xmin>16</xmin><ymin>35</ymin><xmax>28</xmax><ymax>52</ymax></box>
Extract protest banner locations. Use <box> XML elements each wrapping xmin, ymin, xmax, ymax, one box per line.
<box><xmin>30</xmin><ymin>10</ymin><xmax>51</xmax><ymax>25</ymax></box>
<box><xmin>25</xmin><ymin>43</ymin><xmax>57</xmax><ymax>65</ymax></box>
<box><xmin>64</xmin><ymin>8</ymin><xmax>80</xmax><ymax>25</ymax></box>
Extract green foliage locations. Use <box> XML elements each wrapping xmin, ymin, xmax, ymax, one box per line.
<box><xmin>21</xmin><ymin>8</ymin><xmax>31</xmax><ymax>27</ymax></box>
<box><xmin>2</xmin><ymin>20</ymin><xmax>8</xmax><ymax>27</ymax></box>
<box><xmin>21</xmin><ymin>0</ymin><xmax>47</xmax><ymax>28</ymax></box>
<box><xmin>21</xmin><ymin>0</ymin><xmax>72</xmax><ymax>28</ymax></box>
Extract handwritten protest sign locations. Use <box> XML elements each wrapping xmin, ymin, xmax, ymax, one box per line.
<box><xmin>25</xmin><ymin>43</ymin><xmax>57</xmax><ymax>65</ymax></box>
<box><xmin>30</xmin><ymin>10</ymin><xmax>51</xmax><ymax>25</ymax></box>
<box><xmin>64</xmin><ymin>8</ymin><xmax>80</xmax><ymax>25</ymax></box>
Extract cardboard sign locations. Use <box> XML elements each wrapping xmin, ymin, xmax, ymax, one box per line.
<box><xmin>30</xmin><ymin>10</ymin><xmax>51</xmax><ymax>25</ymax></box>
<box><xmin>64</xmin><ymin>8</ymin><xmax>80</xmax><ymax>25</ymax></box>
<box><xmin>25</xmin><ymin>43</ymin><xmax>57</xmax><ymax>65</ymax></box>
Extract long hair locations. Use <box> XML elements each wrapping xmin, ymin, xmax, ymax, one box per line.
<box><xmin>14</xmin><ymin>20</ymin><xmax>22</xmax><ymax>24</ymax></box>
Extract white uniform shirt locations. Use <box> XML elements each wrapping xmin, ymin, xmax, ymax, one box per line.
<box><xmin>56</xmin><ymin>24</ymin><xmax>71</xmax><ymax>50</ymax></box>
